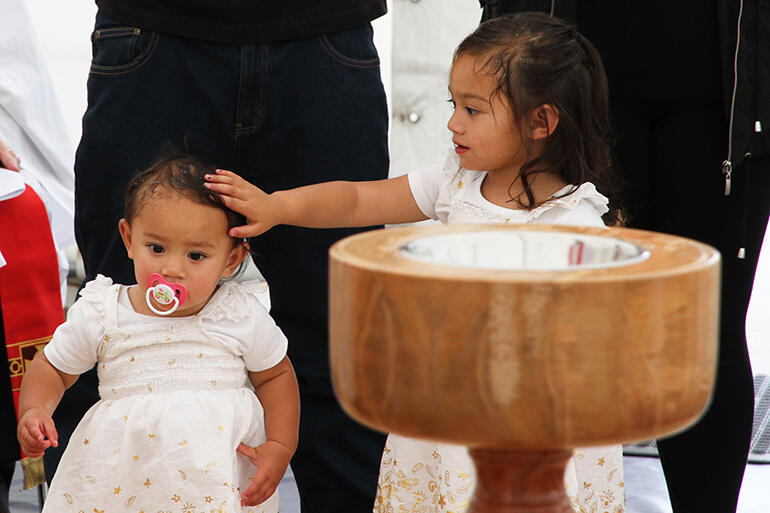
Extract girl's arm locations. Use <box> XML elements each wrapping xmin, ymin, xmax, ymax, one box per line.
<box><xmin>17</xmin><ymin>351</ymin><xmax>79</xmax><ymax>457</ymax></box>
<box><xmin>204</xmin><ymin>170</ymin><xmax>428</xmax><ymax>238</ymax></box>
<box><xmin>239</xmin><ymin>356</ymin><xmax>300</xmax><ymax>506</ymax></box>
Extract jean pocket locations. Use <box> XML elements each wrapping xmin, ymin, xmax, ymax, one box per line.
<box><xmin>318</xmin><ymin>24</ymin><xmax>380</xmax><ymax>69</ymax></box>
<box><xmin>90</xmin><ymin>14</ymin><xmax>158</xmax><ymax>74</ymax></box>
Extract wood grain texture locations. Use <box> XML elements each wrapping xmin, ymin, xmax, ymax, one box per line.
<box><xmin>329</xmin><ymin>224</ymin><xmax>720</xmax><ymax>449</ymax></box>
<box><xmin>468</xmin><ymin>448</ymin><xmax>574</xmax><ymax>513</ymax></box>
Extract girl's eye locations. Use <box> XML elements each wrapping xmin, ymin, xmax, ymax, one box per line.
<box><xmin>149</xmin><ymin>244</ymin><xmax>164</xmax><ymax>254</ymax></box>
<box><xmin>465</xmin><ymin>106</ymin><xmax>479</xmax><ymax>116</ymax></box>
<box><xmin>188</xmin><ymin>252</ymin><xmax>206</xmax><ymax>261</ymax></box>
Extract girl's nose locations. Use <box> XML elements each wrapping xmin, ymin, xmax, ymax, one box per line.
<box><xmin>447</xmin><ymin>111</ymin><xmax>462</xmax><ymax>134</ymax></box>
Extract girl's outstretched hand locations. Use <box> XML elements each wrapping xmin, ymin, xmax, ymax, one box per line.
<box><xmin>17</xmin><ymin>408</ymin><xmax>58</xmax><ymax>457</ymax></box>
<box><xmin>204</xmin><ymin>169</ymin><xmax>282</xmax><ymax>238</ymax></box>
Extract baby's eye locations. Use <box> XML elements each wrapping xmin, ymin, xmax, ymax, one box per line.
<box><xmin>188</xmin><ymin>252</ymin><xmax>206</xmax><ymax>261</ymax></box>
<box><xmin>149</xmin><ymin>244</ymin><xmax>164</xmax><ymax>254</ymax></box>
<box><xmin>465</xmin><ymin>106</ymin><xmax>479</xmax><ymax>116</ymax></box>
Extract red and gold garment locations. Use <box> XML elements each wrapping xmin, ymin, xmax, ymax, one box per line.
<box><xmin>0</xmin><ymin>185</ymin><xmax>64</xmax><ymax>488</ymax></box>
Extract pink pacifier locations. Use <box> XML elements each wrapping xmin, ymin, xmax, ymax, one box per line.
<box><xmin>145</xmin><ymin>273</ymin><xmax>188</xmax><ymax>316</ymax></box>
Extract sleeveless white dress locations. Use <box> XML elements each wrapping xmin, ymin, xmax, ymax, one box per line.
<box><xmin>374</xmin><ymin>153</ymin><xmax>625</xmax><ymax>513</ymax></box>
<box><xmin>42</xmin><ymin>276</ymin><xmax>286</xmax><ymax>513</ymax></box>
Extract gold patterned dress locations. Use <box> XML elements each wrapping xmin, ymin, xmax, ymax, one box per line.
<box><xmin>42</xmin><ymin>276</ymin><xmax>288</xmax><ymax>513</ymax></box>
<box><xmin>375</xmin><ymin>437</ymin><xmax>625</xmax><ymax>513</ymax></box>
<box><xmin>373</xmin><ymin>152</ymin><xmax>625</xmax><ymax>513</ymax></box>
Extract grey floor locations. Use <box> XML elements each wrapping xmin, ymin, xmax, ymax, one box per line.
<box><xmin>625</xmin><ymin>456</ymin><xmax>770</xmax><ymax>513</ymax></box>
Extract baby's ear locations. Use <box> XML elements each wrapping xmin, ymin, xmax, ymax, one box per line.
<box><xmin>223</xmin><ymin>243</ymin><xmax>248</xmax><ymax>277</ymax></box>
<box><xmin>529</xmin><ymin>104</ymin><xmax>559</xmax><ymax>140</ymax></box>
<box><xmin>118</xmin><ymin>218</ymin><xmax>134</xmax><ymax>258</ymax></box>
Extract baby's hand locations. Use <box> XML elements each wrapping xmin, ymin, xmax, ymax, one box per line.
<box><xmin>237</xmin><ymin>440</ymin><xmax>293</xmax><ymax>506</ymax></box>
<box><xmin>17</xmin><ymin>408</ymin><xmax>58</xmax><ymax>457</ymax></box>
<box><xmin>204</xmin><ymin>169</ymin><xmax>281</xmax><ymax>238</ymax></box>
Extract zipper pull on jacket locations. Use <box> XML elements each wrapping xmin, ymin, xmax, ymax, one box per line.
<box><xmin>722</xmin><ymin>160</ymin><xmax>732</xmax><ymax>195</ymax></box>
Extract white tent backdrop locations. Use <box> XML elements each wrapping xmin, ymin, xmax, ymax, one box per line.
<box><xmin>24</xmin><ymin>0</ymin><xmax>769</xmax><ymax>375</ymax></box>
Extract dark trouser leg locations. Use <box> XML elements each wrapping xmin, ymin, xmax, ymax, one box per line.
<box><xmin>291</xmin><ymin>377</ymin><xmax>387</xmax><ymax>512</ymax></box>
<box><xmin>0</xmin><ymin>296</ymin><xmax>19</xmax><ymax>513</ymax></box>
<box><xmin>656</xmin><ymin>153</ymin><xmax>769</xmax><ymax>513</ymax></box>
<box><xmin>233</xmin><ymin>26</ymin><xmax>389</xmax><ymax>512</ymax></box>
<box><xmin>0</xmin><ymin>460</ymin><xmax>13</xmax><ymax>513</ymax></box>
<box><xmin>613</xmin><ymin>97</ymin><xmax>770</xmax><ymax>512</ymax></box>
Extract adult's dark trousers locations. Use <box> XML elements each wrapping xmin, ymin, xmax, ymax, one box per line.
<box><xmin>612</xmin><ymin>96</ymin><xmax>769</xmax><ymax>513</ymax></box>
<box><xmin>54</xmin><ymin>10</ymin><xmax>390</xmax><ymax>512</ymax></box>
<box><xmin>1</xmin><ymin>297</ymin><xmax>20</xmax><ymax>513</ymax></box>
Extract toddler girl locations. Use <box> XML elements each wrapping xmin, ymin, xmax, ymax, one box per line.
<box><xmin>17</xmin><ymin>153</ymin><xmax>299</xmax><ymax>513</ymax></box>
<box><xmin>205</xmin><ymin>12</ymin><xmax>624</xmax><ymax>513</ymax></box>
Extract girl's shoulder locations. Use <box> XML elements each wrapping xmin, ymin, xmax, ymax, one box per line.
<box><xmin>198</xmin><ymin>280</ymin><xmax>269</xmax><ymax>325</ymax></box>
<box><xmin>198</xmin><ymin>280</ymin><xmax>287</xmax><ymax>364</ymax></box>
<box><xmin>76</xmin><ymin>274</ymin><xmax>123</xmax><ymax>315</ymax></box>
<box><xmin>547</xmin><ymin>182</ymin><xmax>609</xmax><ymax>212</ymax></box>
<box><xmin>77</xmin><ymin>275</ymin><xmax>132</xmax><ymax>332</ymax></box>
<box><xmin>79</xmin><ymin>273</ymin><xmax>120</xmax><ymax>296</ymax></box>
<box><xmin>531</xmin><ymin>182</ymin><xmax>609</xmax><ymax>226</ymax></box>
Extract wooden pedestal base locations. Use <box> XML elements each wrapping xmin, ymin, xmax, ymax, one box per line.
<box><xmin>469</xmin><ymin>448</ymin><xmax>573</xmax><ymax>513</ymax></box>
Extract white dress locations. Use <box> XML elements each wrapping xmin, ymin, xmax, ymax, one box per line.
<box><xmin>374</xmin><ymin>153</ymin><xmax>625</xmax><ymax>513</ymax></box>
<box><xmin>42</xmin><ymin>276</ymin><xmax>288</xmax><ymax>513</ymax></box>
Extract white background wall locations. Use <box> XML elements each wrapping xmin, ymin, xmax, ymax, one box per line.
<box><xmin>20</xmin><ymin>0</ymin><xmax>770</xmax><ymax>374</ymax></box>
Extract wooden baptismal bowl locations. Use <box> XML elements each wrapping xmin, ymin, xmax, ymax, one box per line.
<box><xmin>329</xmin><ymin>224</ymin><xmax>719</xmax><ymax>512</ymax></box>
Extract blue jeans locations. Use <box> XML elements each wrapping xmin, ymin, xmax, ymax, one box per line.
<box><xmin>61</xmin><ymin>10</ymin><xmax>389</xmax><ymax>511</ymax></box>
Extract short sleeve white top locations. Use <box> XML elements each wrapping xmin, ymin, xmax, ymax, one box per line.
<box><xmin>408</xmin><ymin>151</ymin><xmax>609</xmax><ymax>227</ymax></box>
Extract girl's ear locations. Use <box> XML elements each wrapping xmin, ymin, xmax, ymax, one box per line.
<box><xmin>222</xmin><ymin>243</ymin><xmax>248</xmax><ymax>278</ymax></box>
<box><xmin>529</xmin><ymin>104</ymin><xmax>559</xmax><ymax>140</ymax></box>
<box><xmin>118</xmin><ymin>218</ymin><xmax>134</xmax><ymax>259</ymax></box>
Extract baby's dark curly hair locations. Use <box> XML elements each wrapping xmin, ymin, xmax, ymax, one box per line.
<box><xmin>124</xmin><ymin>151</ymin><xmax>247</xmax><ymax>248</ymax></box>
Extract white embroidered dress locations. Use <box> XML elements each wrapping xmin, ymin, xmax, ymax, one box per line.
<box><xmin>42</xmin><ymin>276</ymin><xmax>287</xmax><ymax>513</ymax></box>
<box><xmin>374</xmin><ymin>153</ymin><xmax>625</xmax><ymax>513</ymax></box>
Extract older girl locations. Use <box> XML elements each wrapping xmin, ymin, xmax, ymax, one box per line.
<box><xmin>206</xmin><ymin>13</ymin><xmax>624</xmax><ymax>513</ymax></box>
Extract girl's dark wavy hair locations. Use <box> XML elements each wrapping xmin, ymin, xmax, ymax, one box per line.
<box><xmin>455</xmin><ymin>12</ymin><xmax>623</xmax><ymax>225</ymax></box>
<box><xmin>124</xmin><ymin>151</ymin><xmax>249</xmax><ymax>257</ymax></box>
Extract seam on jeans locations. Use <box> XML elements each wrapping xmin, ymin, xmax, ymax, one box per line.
<box><xmin>233</xmin><ymin>45</ymin><xmax>248</xmax><ymax>141</ymax></box>
<box><xmin>253</xmin><ymin>45</ymin><xmax>268</xmax><ymax>132</ymax></box>
<box><xmin>89</xmin><ymin>32</ymin><xmax>159</xmax><ymax>76</ymax></box>
<box><xmin>318</xmin><ymin>35</ymin><xmax>380</xmax><ymax>69</ymax></box>
<box><xmin>235</xmin><ymin>46</ymin><xmax>268</xmax><ymax>136</ymax></box>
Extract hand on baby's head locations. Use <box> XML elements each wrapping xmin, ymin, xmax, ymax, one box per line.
<box><xmin>204</xmin><ymin>169</ymin><xmax>278</xmax><ymax>238</ymax></box>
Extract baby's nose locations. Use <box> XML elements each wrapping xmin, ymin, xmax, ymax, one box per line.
<box><xmin>161</xmin><ymin>257</ymin><xmax>185</xmax><ymax>279</ymax></box>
